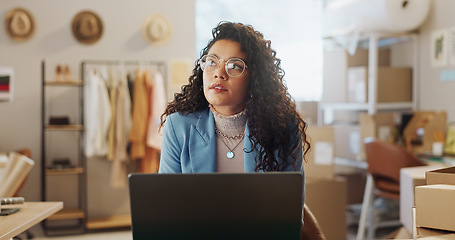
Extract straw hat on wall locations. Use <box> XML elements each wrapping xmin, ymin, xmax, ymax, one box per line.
<box><xmin>72</xmin><ymin>10</ymin><xmax>103</xmax><ymax>44</ymax></box>
<box><xmin>142</xmin><ymin>14</ymin><xmax>172</xmax><ymax>45</ymax></box>
<box><xmin>4</xmin><ymin>8</ymin><xmax>35</xmax><ymax>42</ymax></box>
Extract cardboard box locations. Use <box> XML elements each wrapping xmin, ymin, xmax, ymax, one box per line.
<box><xmin>323</xmin><ymin>48</ymin><xmax>390</xmax><ymax>103</ymax></box>
<box><xmin>337</xmin><ymin>172</ymin><xmax>366</xmax><ymax>205</ymax></box>
<box><xmin>305</xmin><ymin>126</ymin><xmax>335</xmax><ymax>180</ymax></box>
<box><xmin>333</xmin><ymin>124</ymin><xmax>361</xmax><ymax>161</ymax></box>
<box><xmin>347</xmin><ymin>66</ymin><xmax>412</xmax><ymax>103</ymax></box>
<box><xmin>426</xmin><ymin>166</ymin><xmax>455</xmax><ymax>185</ymax></box>
<box><xmin>400</xmin><ymin>165</ymin><xmax>446</xmax><ymax>234</ymax></box>
<box><xmin>359</xmin><ymin>112</ymin><xmax>396</xmax><ymax>158</ymax></box>
<box><xmin>383</xmin><ymin>227</ymin><xmax>412</xmax><ymax>239</ymax></box>
<box><xmin>403</xmin><ymin>111</ymin><xmax>447</xmax><ymax>155</ymax></box>
<box><xmin>412</xmin><ymin>207</ymin><xmax>455</xmax><ymax>238</ymax></box>
<box><xmin>415</xmin><ymin>184</ymin><xmax>455</xmax><ymax>232</ymax></box>
<box><xmin>305</xmin><ymin>177</ymin><xmax>347</xmax><ymax>240</ymax></box>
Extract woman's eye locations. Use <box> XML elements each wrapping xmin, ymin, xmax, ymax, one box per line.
<box><xmin>207</xmin><ymin>60</ymin><xmax>217</xmax><ymax>66</ymax></box>
<box><xmin>227</xmin><ymin>62</ymin><xmax>243</xmax><ymax>70</ymax></box>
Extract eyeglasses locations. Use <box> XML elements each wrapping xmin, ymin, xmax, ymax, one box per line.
<box><xmin>199</xmin><ymin>54</ymin><xmax>247</xmax><ymax>77</ymax></box>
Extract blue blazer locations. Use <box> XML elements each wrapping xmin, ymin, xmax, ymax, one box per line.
<box><xmin>159</xmin><ymin>108</ymin><xmax>304</xmax><ymax>174</ymax></box>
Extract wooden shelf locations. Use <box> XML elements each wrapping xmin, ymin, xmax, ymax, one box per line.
<box><xmin>44</xmin><ymin>81</ymin><xmax>83</xmax><ymax>86</ymax></box>
<box><xmin>45</xmin><ymin>124</ymin><xmax>84</xmax><ymax>131</ymax></box>
<box><xmin>47</xmin><ymin>209</ymin><xmax>85</xmax><ymax>221</ymax></box>
<box><xmin>46</xmin><ymin>167</ymin><xmax>84</xmax><ymax>175</ymax></box>
<box><xmin>86</xmin><ymin>214</ymin><xmax>131</xmax><ymax>230</ymax></box>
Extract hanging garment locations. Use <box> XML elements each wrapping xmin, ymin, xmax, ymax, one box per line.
<box><xmin>110</xmin><ymin>70</ymin><xmax>132</xmax><ymax>188</ymax></box>
<box><xmin>129</xmin><ymin>69</ymin><xmax>148</xmax><ymax>160</ymax></box>
<box><xmin>141</xmin><ymin>147</ymin><xmax>160</xmax><ymax>173</ymax></box>
<box><xmin>139</xmin><ymin>71</ymin><xmax>167</xmax><ymax>173</ymax></box>
<box><xmin>107</xmin><ymin>69</ymin><xmax>117</xmax><ymax>161</ymax></box>
<box><xmin>147</xmin><ymin>71</ymin><xmax>167</xmax><ymax>150</ymax></box>
<box><xmin>84</xmin><ymin>69</ymin><xmax>111</xmax><ymax>157</ymax></box>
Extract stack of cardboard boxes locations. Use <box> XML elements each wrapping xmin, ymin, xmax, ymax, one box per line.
<box><xmin>304</xmin><ymin>126</ymin><xmax>347</xmax><ymax>240</ymax></box>
<box><xmin>397</xmin><ymin>166</ymin><xmax>455</xmax><ymax>238</ymax></box>
<box><xmin>413</xmin><ymin>166</ymin><xmax>455</xmax><ymax>238</ymax></box>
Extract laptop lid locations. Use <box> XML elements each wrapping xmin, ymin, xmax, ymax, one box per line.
<box><xmin>128</xmin><ymin>172</ymin><xmax>303</xmax><ymax>240</ymax></box>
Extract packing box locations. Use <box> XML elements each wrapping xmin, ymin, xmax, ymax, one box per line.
<box><xmin>337</xmin><ymin>172</ymin><xmax>366</xmax><ymax>204</ymax></box>
<box><xmin>411</xmin><ymin>207</ymin><xmax>455</xmax><ymax>239</ymax></box>
<box><xmin>333</xmin><ymin>124</ymin><xmax>361</xmax><ymax>161</ymax></box>
<box><xmin>347</xmin><ymin>66</ymin><xmax>412</xmax><ymax>103</ymax></box>
<box><xmin>403</xmin><ymin>111</ymin><xmax>447</xmax><ymax>155</ymax></box>
<box><xmin>305</xmin><ymin>177</ymin><xmax>347</xmax><ymax>240</ymax></box>
<box><xmin>426</xmin><ymin>166</ymin><xmax>455</xmax><ymax>185</ymax></box>
<box><xmin>400</xmin><ymin>165</ymin><xmax>446</xmax><ymax>234</ymax></box>
<box><xmin>323</xmin><ymin>48</ymin><xmax>390</xmax><ymax>103</ymax></box>
<box><xmin>305</xmin><ymin>126</ymin><xmax>334</xmax><ymax>180</ymax></box>
<box><xmin>359</xmin><ymin>112</ymin><xmax>396</xmax><ymax>158</ymax></box>
<box><xmin>415</xmin><ymin>184</ymin><xmax>455</xmax><ymax>232</ymax></box>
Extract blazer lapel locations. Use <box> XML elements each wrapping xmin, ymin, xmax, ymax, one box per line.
<box><xmin>189</xmin><ymin>110</ymin><xmax>216</xmax><ymax>172</ymax></box>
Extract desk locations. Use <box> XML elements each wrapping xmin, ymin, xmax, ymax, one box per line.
<box><xmin>0</xmin><ymin>202</ymin><xmax>63</xmax><ymax>240</ymax></box>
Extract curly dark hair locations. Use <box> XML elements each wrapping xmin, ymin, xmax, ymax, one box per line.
<box><xmin>161</xmin><ymin>21</ymin><xmax>310</xmax><ymax>171</ymax></box>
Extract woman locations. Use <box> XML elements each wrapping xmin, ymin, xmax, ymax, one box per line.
<box><xmin>159</xmin><ymin>21</ymin><xmax>310</xmax><ymax>174</ymax></box>
<box><xmin>159</xmin><ymin>20</ymin><xmax>319</xmax><ymax>240</ymax></box>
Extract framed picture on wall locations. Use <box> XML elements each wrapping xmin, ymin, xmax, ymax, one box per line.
<box><xmin>431</xmin><ymin>29</ymin><xmax>448</xmax><ymax>68</ymax></box>
<box><xmin>0</xmin><ymin>67</ymin><xmax>14</xmax><ymax>103</ymax></box>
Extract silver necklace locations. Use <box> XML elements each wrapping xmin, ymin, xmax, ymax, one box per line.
<box><xmin>215</xmin><ymin>127</ymin><xmax>244</xmax><ymax>140</ymax></box>
<box><xmin>215</xmin><ymin>127</ymin><xmax>245</xmax><ymax>159</ymax></box>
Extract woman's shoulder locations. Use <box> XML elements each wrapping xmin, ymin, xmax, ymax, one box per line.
<box><xmin>166</xmin><ymin>108</ymin><xmax>210</xmax><ymax>126</ymax></box>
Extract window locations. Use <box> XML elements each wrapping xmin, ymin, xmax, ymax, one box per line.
<box><xmin>196</xmin><ymin>0</ymin><xmax>324</xmax><ymax>101</ymax></box>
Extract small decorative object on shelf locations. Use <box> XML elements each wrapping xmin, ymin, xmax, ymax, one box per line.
<box><xmin>48</xmin><ymin>158</ymin><xmax>74</xmax><ymax>169</ymax></box>
<box><xmin>49</xmin><ymin>116</ymin><xmax>70</xmax><ymax>125</ymax></box>
<box><xmin>54</xmin><ymin>64</ymin><xmax>76</xmax><ymax>83</ymax></box>
<box><xmin>63</xmin><ymin>65</ymin><xmax>76</xmax><ymax>82</ymax></box>
<box><xmin>55</xmin><ymin>64</ymin><xmax>63</xmax><ymax>82</ymax></box>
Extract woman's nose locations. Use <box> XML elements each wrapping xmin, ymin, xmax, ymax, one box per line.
<box><xmin>214</xmin><ymin>60</ymin><xmax>228</xmax><ymax>80</ymax></box>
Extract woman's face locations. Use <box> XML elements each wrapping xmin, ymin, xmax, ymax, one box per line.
<box><xmin>203</xmin><ymin>39</ymin><xmax>250</xmax><ymax>116</ymax></box>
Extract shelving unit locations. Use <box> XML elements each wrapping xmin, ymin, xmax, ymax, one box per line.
<box><xmin>319</xmin><ymin>33</ymin><xmax>419</xmax><ymax>125</ymax></box>
<box><xmin>41</xmin><ymin>60</ymin><xmax>86</xmax><ymax>235</ymax></box>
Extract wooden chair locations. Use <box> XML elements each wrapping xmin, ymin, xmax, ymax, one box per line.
<box><xmin>356</xmin><ymin>139</ymin><xmax>426</xmax><ymax>240</ymax></box>
<box><xmin>301</xmin><ymin>204</ymin><xmax>326</xmax><ymax>240</ymax></box>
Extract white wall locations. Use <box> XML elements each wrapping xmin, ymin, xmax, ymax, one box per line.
<box><xmin>0</xmin><ymin>0</ymin><xmax>195</xmax><ymax>233</ymax></box>
<box><xmin>418</xmin><ymin>0</ymin><xmax>455</xmax><ymax>121</ymax></box>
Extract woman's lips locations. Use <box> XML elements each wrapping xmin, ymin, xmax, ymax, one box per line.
<box><xmin>210</xmin><ymin>83</ymin><xmax>227</xmax><ymax>92</ymax></box>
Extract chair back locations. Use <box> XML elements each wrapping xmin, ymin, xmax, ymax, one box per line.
<box><xmin>301</xmin><ymin>204</ymin><xmax>326</xmax><ymax>240</ymax></box>
<box><xmin>365</xmin><ymin>140</ymin><xmax>426</xmax><ymax>196</ymax></box>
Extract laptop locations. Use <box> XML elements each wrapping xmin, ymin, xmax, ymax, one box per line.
<box><xmin>128</xmin><ymin>172</ymin><xmax>303</xmax><ymax>240</ymax></box>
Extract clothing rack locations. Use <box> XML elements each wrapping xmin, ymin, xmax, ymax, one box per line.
<box><xmin>81</xmin><ymin>59</ymin><xmax>167</xmax><ymax>94</ymax></box>
<box><xmin>80</xmin><ymin>59</ymin><xmax>167</xmax><ymax>230</ymax></box>
<box><xmin>81</xmin><ymin>59</ymin><xmax>166</xmax><ymax>78</ymax></box>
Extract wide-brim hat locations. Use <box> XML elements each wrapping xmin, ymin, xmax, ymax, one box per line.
<box><xmin>72</xmin><ymin>10</ymin><xmax>103</xmax><ymax>44</ymax></box>
<box><xmin>4</xmin><ymin>8</ymin><xmax>35</xmax><ymax>42</ymax></box>
<box><xmin>142</xmin><ymin>14</ymin><xmax>172</xmax><ymax>45</ymax></box>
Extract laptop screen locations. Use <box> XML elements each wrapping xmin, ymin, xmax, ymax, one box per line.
<box><xmin>129</xmin><ymin>172</ymin><xmax>303</xmax><ymax>240</ymax></box>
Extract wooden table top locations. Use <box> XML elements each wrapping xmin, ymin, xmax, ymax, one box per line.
<box><xmin>0</xmin><ymin>201</ymin><xmax>63</xmax><ymax>240</ymax></box>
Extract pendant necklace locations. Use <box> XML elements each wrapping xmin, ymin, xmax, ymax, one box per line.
<box><xmin>215</xmin><ymin>126</ymin><xmax>245</xmax><ymax>159</ymax></box>
<box><xmin>222</xmin><ymin>135</ymin><xmax>245</xmax><ymax>159</ymax></box>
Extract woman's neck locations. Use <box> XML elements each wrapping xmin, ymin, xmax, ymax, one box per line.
<box><xmin>209</xmin><ymin>105</ymin><xmax>247</xmax><ymax>131</ymax></box>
